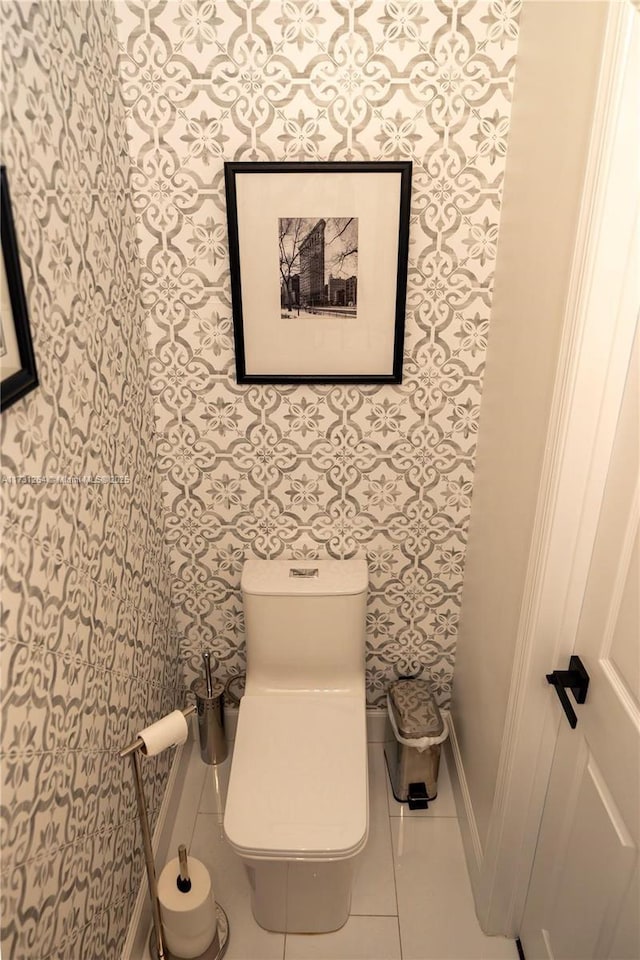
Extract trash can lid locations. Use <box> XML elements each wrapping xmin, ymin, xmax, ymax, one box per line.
<box><xmin>388</xmin><ymin>678</ymin><xmax>444</xmax><ymax>740</ymax></box>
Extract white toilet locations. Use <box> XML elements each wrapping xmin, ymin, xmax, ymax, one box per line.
<box><xmin>223</xmin><ymin>556</ymin><xmax>369</xmax><ymax>933</ymax></box>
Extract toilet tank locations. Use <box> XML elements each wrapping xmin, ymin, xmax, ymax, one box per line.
<box><xmin>241</xmin><ymin>557</ymin><xmax>368</xmax><ymax>696</ymax></box>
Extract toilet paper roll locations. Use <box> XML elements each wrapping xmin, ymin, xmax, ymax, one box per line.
<box><xmin>158</xmin><ymin>856</ymin><xmax>217</xmax><ymax>959</ymax></box>
<box><xmin>138</xmin><ymin>710</ymin><xmax>188</xmax><ymax>757</ymax></box>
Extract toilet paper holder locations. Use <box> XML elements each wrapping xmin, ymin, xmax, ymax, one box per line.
<box><xmin>121</xmin><ymin>705</ymin><xmax>229</xmax><ymax>960</ymax></box>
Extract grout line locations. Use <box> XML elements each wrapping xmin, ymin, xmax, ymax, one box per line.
<box><xmin>350</xmin><ymin>912</ymin><xmax>399</xmax><ymax>918</ymax></box>
<box><xmin>187</xmin><ymin>802</ymin><xmax>200</xmax><ymax>854</ymax></box>
<box><xmin>195</xmin><ymin>764</ymin><xmax>209</xmax><ymax>815</ymax></box>
<box><xmin>381</xmin><ymin>743</ymin><xmax>393</xmax><ymax>819</ymax></box>
<box><xmin>381</xmin><ymin>744</ymin><xmax>404</xmax><ymax>960</ymax></box>
<box><xmin>388</xmin><ymin>813</ymin><xmax>459</xmax><ymax>819</ymax></box>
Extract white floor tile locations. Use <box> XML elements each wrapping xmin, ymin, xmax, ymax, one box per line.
<box><xmin>391</xmin><ymin>818</ymin><xmax>518</xmax><ymax>960</ymax></box>
<box><xmin>285</xmin><ymin>916</ymin><xmax>401</xmax><ymax>960</ymax></box>
<box><xmin>190</xmin><ymin>814</ymin><xmax>285</xmax><ymax>960</ymax></box>
<box><xmin>153</xmin><ymin>727</ymin><xmax>517</xmax><ymax>960</ymax></box>
<box><xmin>385</xmin><ymin>747</ymin><xmax>458</xmax><ymax>818</ymax></box>
<box><xmin>350</xmin><ymin>744</ymin><xmax>397</xmax><ymax>916</ymax></box>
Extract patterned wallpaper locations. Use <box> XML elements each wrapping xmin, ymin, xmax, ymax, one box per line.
<box><xmin>116</xmin><ymin>0</ymin><xmax>521</xmax><ymax>707</ymax></box>
<box><xmin>0</xmin><ymin>2</ymin><xmax>179</xmax><ymax>958</ymax></box>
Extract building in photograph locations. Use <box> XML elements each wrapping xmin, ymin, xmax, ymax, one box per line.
<box><xmin>328</xmin><ymin>275</ymin><xmax>347</xmax><ymax>306</ymax></box>
<box><xmin>299</xmin><ymin>219</ymin><xmax>325</xmax><ymax>307</ymax></box>
<box><xmin>327</xmin><ymin>275</ymin><xmax>357</xmax><ymax>308</ymax></box>
<box><xmin>281</xmin><ymin>273</ymin><xmax>300</xmax><ymax>309</ymax></box>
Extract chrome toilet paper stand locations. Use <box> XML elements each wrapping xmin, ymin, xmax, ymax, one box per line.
<box><xmin>121</xmin><ymin>705</ymin><xmax>230</xmax><ymax>960</ymax></box>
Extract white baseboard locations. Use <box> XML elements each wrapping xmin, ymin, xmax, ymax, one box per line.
<box><xmin>223</xmin><ymin>706</ymin><xmax>238</xmax><ymax>741</ymax></box>
<box><xmin>367</xmin><ymin>708</ymin><xmax>388</xmax><ymax>742</ymax></box>
<box><xmin>446</xmin><ymin>712</ymin><xmax>483</xmax><ymax>902</ymax></box>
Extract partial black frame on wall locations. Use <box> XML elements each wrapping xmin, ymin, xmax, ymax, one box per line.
<box><xmin>1</xmin><ymin>166</ymin><xmax>38</xmax><ymax>411</ymax></box>
<box><xmin>224</xmin><ymin>161</ymin><xmax>412</xmax><ymax>384</ymax></box>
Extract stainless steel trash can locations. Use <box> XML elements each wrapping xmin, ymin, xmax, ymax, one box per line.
<box><xmin>384</xmin><ymin>678</ymin><xmax>448</xmax><ymax>810</ymax></box>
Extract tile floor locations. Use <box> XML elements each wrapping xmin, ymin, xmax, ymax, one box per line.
<box><xmin>184</xmin><ymin>741</ymin><xmax>519</xmax><ymax>960</ymax></box>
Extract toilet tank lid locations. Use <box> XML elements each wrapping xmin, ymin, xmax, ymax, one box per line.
<box><xmin>242</xmin><ymin>556</ymin><xmax>368</xmax><ymax>596</ymax></box>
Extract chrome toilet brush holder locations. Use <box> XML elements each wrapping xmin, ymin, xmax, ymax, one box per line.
<box><xmin>120</xmin><ymin>705</ymin><xmax>229</xmax><ymax>960</ymax></box>
<box><xmin>191</xmin><ymin>652</ymin><xmax>228</xmax><ymax>766</ymax></box>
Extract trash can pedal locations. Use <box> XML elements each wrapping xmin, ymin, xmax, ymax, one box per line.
<box><xmin>407</xmin><ymin>782</ymin><xmax>429</xmax><ymax>810</ymax></box>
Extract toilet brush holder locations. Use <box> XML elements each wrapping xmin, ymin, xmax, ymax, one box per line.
<box><xmin>192</xmin><ymin>653</ymin><xmax>228</xmax><ymax>765</ymax></box>
<box><xmin>191</xmin><ymin>679</ymin><xmax>227</xmax><ymax>765</ymax></box>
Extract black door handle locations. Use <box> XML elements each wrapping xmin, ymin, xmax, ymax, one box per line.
<box><xmin>546</xmin><ymin>656</ymin><xmax>590</xmax><ymax>729</ymax></box>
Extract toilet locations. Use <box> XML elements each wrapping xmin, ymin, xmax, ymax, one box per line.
<box><xmin>223</xmin><ymin>556</ymin><xmax>369</xmax><ymax>933</ymax></box>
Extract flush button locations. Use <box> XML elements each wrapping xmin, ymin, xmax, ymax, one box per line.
<box><xmin>289</xmin><ymin>567</ymin><xmax>319</xmax><ymax>578</ymax></box>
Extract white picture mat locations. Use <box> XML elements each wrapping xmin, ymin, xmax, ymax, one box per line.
<box><xmin>235</xmin><ymin>171</ymin><xmax>402</xmax><ymax>376</ymax></box>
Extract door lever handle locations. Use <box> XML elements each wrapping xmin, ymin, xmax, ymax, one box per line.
<box><xmin>546</xmin><ymin>656</ymin><xmax>590</xmax><ymax>729</ymax></box>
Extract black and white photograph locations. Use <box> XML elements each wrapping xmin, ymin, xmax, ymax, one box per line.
<box><xmin>225</xmin><ymin>161</ymin><xmax>411</xmax><ymax>383</ymax></box>
<box><xmin>279</xmin><ymin>217</ymin><xmax>358</xmax><ymax>320</ymax></box>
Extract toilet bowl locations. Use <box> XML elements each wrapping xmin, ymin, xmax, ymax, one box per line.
<box><xmin>223</xmin><ymin>556</ymin><xmax>369</xmax><ymax>933</ymax></box>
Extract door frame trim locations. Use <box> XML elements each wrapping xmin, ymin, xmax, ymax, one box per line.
<box><xmin>476</xmin><ymin>0</ymin><xmax>639</xmax><ymax>934</ymax></box>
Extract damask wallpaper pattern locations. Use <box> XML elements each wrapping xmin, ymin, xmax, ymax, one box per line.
<box><xmin>116</xmin><ymin>0</ymin><xmax>522</xmax><ymax>705</ymax></box>
<box><xmin>0</xmin><ymin>2</ymin><xmax>178</xmax><ymax>957</ymax></box>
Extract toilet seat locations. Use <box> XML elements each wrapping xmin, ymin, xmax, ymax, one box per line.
<box><xmin>224</xmin><ymin>694</ymin><xmax>368</xmax><ymax>861</ymax></box>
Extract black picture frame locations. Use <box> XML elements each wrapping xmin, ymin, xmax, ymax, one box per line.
<box><xmin>1</xmin><ymin>165</ymin><xmax>38</xmax><ymax>412</ymax></box>
<box><xmin>224</xmin><ymin>161</ymin><xmax>412</xmax><ymax>384</ymax></box>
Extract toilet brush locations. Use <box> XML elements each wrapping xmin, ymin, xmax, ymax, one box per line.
<box><xmin>203</xmin><ymin>651</ymin><xmax>214</xmax><ymax>698</ymax></box>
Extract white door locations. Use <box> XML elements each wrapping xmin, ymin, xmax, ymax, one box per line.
<box><xmin>519</xmin><ymin>316</ymin><xmax>639</xmax><ymax>959</ymax></box>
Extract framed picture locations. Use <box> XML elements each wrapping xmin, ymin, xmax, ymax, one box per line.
<box><xmin>1</xmin><ymin>166</ymin><xmax>38</xmax><ymax>411</ymax></box>
<box><xmin>225</xmin><ymin>161</ymin><xmax>412</xmax><ymax>384</ymax></box>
